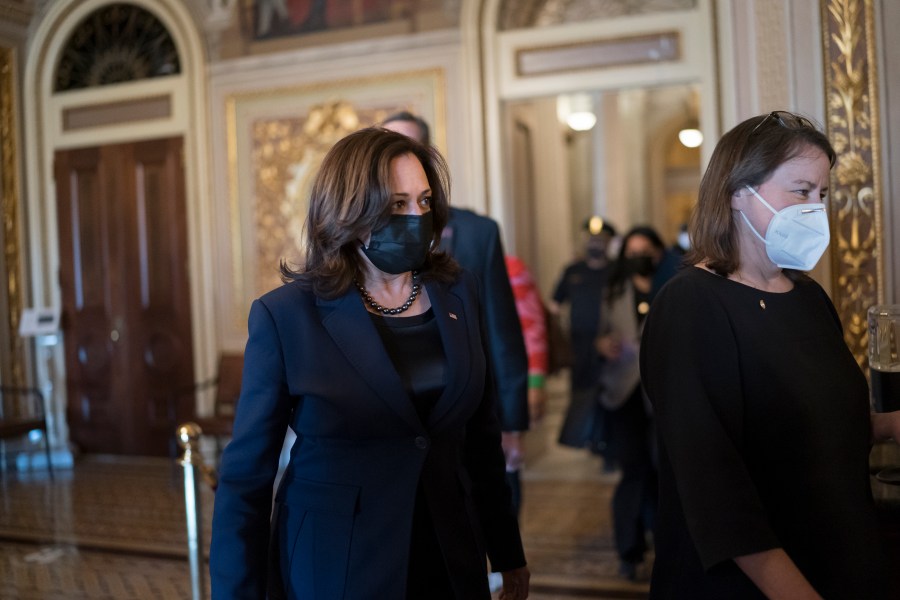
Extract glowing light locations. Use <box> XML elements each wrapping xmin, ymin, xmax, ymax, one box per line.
<box><xmin>678</xmin><ymin>127</ymin><xmax>703</xmax><ymax>148</ymax></box>
<box><xmin>588</xmin><ymin>216</ymin><xmax>605</xmax><ymax>235</ymax></box>
<box><xmin>567</xmin><ymin>111</ymin><xmax>597</xmax><ymax>131</ymax></box>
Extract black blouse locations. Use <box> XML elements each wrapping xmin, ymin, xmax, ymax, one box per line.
<box><xmin>369</xmin><ymin>308</ymin><xmax>447</xmax><ymax>421</ymax></box>
<box><xmin>640</xmin><ymin>267</ymin><xmax>887</xmax><ymax>599</ymax></box>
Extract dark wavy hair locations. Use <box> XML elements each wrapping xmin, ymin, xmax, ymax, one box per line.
<box><xmin>685</xmin><ymin>111</ymin><xmax>835</xmax><ymax>277</ymax></box>
<box><xmin>606</xmin><ymin>225</ymin><xmax>666</xmax><ymax>301</ymax></box>
<box><xmin>280</xmin><ymin>127</ymin><xmax>458</xmax><ymax>298</ymax></box>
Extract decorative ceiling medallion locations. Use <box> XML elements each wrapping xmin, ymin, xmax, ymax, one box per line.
<box><xmin>54</xmin><ymin>3</ymin><xmax>181</xmax><ymax>92</ymax></box>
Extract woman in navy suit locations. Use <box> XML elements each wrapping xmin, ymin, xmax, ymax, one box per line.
<box><xmin>209</xmin><ymin>127</ymin><xmax>529</xmax><ymax>599</ymax></box>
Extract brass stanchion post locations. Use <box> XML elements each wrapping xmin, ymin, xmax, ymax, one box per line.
<box><xmin>177</xmin><ymin>422</ymin><xmax>207</xmax><ymax>600</ymax></box>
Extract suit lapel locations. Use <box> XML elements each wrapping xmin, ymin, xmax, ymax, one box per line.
<box><xmin>425</xmin><ymin>280</ymin><xmax>474</xmax><ymax>429</ymax></box>
<box><xmin>317</xmin><ymin>292</ymin><xmax>423</xmax><ymax>433</ymax></box>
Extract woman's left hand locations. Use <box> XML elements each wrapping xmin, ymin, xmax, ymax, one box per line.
<box><xmin>498</xmin><ymin>566</ymin><xmax>530</xmax><ymax>599</ymax></box>
<box><xmin>528</xmin><ymin>387</ymin><xmax>547</xmax><ymax>425</ymax></box>
<box><xmin>871</xmin><ymin>410</ymin><xmax>900</xmax><ymax>443</ymax></box>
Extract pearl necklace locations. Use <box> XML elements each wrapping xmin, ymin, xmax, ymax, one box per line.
<box><xmin>355</xmin><ymin>271</ymin><xmax>421</xmax><ymax>315</ymax></box>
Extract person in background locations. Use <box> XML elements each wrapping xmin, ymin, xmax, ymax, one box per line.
<box><xmin>502</xmin><ymin>255</ymin><xmax>548</xmax><ymax>516</ymax></box>
<box><xmin>382</xmin><ymin>112</ymin><xmax>531</xmax><ymax>505</ymax></box>
<box><xmin>551</xmin><ymin>217</ymin><xmax>616</xmax><ymax>461</ymax></box>
<box><xmin>641</xmin><ymin>111</ymin><xmax>900</xmax><ymax>598</ymax></box>
<box><xmin>595</xmin><ymin>225</ymin><xmax>675</xmax><ymax>581</ymax></box>
<box><xmin>505</xmin><ymin>254</ymin><xmax>549</xmax><ymax>438</ymax></box>
<box><xmin>209</xmin><ymin>127</ymin><xmax>529</xmax><ymax>599</ymax></box>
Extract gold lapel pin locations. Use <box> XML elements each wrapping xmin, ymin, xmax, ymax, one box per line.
<box><xmin>759</xmin><ymin>299</ymin><xmax>766</xmax><ymax>310</ymax></box>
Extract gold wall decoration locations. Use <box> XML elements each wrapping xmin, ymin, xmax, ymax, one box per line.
<box><xmin>822</xmin><ymin>0</ymin><xmax>882</xmax><ymax>368</ymax></box>
<box><xmin>251</xmin><ymin>100</ymin><xmax>382</xmax><ymax>294</ymax></box>
<box><xmin>0</xmin><ymin>47</ymin><xmax>26</xmax><ymax>387</ymax></box>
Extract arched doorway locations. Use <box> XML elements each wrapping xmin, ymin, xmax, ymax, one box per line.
<box><xmin>465</xmin><ymin>0</ymin><xmax>716</xmax><ymax>300</ymax></box>
<box><xmin>23</xmin><ymin>0</ymin><xmax>216</xmax><ymax>457</ymax></box>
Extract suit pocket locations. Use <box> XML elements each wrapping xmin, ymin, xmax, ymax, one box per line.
<box><xmin>272</xmin><ymin>478</ymin><xmax>360</xmax><ymax>600</ymax></box>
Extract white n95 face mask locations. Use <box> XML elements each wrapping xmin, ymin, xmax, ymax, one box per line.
<box><xmin>739</xmin><ymin>185</ymin><xmax>830</xmax><ymax>271</ymax></box>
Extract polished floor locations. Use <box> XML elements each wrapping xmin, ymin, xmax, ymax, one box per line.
<box><xmin>0</xmin><ymin>375</ymin><xmax>650</xmax><ymax>599</ymax></box>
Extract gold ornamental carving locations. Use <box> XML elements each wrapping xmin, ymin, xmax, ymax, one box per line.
<box><xmin>1</xmin><ymin>47</ymin><xmax>26</xmax><ymax>386</ymax></box>
<box><xmin>822</xmin><ymin>0</ymin><xmax>882</xmax><ymax>368</ymax></box>
<box><xmin>250</xmin><ymin>100</ymin><xmax>370</xmax><ymax>295</ymax></box>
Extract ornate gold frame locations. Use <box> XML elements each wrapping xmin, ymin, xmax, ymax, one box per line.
<box><xmin>822</xmin><ymin>0</ymin><xmax>882</xmax><ymax>368</ymax></box>
<box><xmin>1</xmin><ymin>46</ymin><xmax>26</xmax><ymax>387</ymax></box>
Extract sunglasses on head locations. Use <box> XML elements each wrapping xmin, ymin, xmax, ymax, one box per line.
<box><xmin>749</xmin><ymin>110</ymin><xmax>815</xmax><ymax>136</ymax></box>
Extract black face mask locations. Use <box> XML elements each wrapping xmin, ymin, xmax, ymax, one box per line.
<box><xmin>586</xmin><ymin>246</ymin><xmax>606</xmax><ymax>260</ymax></box>
<box><xmin>362</xmin><ymin>212</ymin><xmax>433</xmax><ymax>274</ymax></box>
<box><xmin>625</xmin><ymin>255</ymin><xmax>656</xmax><ymax>277</ymax></box>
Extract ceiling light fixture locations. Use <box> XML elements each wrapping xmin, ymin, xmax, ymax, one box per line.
<box><xmin>678</xmin><ymin>125</ymin><xmax>703</xmax><ymax>148</ymax></box>
<box><xmin>567</xmin><ymin>111</ymin><xmax>598</xmax><ymax>131</ymax></box>
<box><xmin>558</xmin><ymin>93</ymin><xmax>597</xmax><ymax>132</ymax></box>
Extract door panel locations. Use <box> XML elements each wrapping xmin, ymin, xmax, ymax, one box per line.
<box><xmin>57</xmin><ymin>146</ymin><xmax>125</xmax><ymax>453</ymax></box>
<box><xmin>55</xmin><ymin>138</ymin><xmax>193</xmax><ymax>456</ymax></box>
<box><xmin>129</xmin><ymin>140</ymin><xmax>194</xmax><ymax>454</ymax></box>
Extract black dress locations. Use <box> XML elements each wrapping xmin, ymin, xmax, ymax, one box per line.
<box><xmin>640</xmin><ymin>267</ymin><xmax>888</xmax><ymax>599</ymax></box>
<box><xmin>552</xmin><ymin>260</ymin><xmax>609</xmax><ymax>390</ymax></box>
<box><xmin>553</xmin><ymin>261</ymin><xmax>611</xmax><ymax>451</ymax></box>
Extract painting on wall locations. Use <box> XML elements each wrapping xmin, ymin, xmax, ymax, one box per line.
<box><xmin>251</xmin><ymin>0</ymin><xmax>412</xmax><ymax>39</ymax></box>
<box><xmin>224</xmin><ymin>69</ymin><xmax>445</xmax><ymax>328</ymax></box>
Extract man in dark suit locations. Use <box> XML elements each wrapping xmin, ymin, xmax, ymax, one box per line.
<box><xmin>438</xmin><ymin>208</ymin><xmax>530</xmax><ymax>430</ymax></box>
<box><xmin>383</xmin><ymin>113</ymin><xmax>530</xmax><ymax>511</ymax></box>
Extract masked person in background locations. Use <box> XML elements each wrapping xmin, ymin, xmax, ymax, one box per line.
<box><xmin>641</xmin><ymin>111</ymin><xmax>900</xmax><ymax>599</ymax></box>
<box><xmin>209</xmin><ymin>128</ymin><xmax>529</xmax><ymax>600</ymax></box>
<box><xmin>595</xmin><ymin>225</ymin><xmax>677</xmax><ymax>581</ymax></box>
<box><xmin>552</xmin><ymin>218</ymin><xmax>618</xmax><ymax>463</ymax></box>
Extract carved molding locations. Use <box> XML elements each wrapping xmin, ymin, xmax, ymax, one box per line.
<box><xmin>1</xmin><ymin>47</ymin><xmax>26</xmax><ymax>386</ymax></box>
<box><xmin>498</xmin><ymin>0</ymin><xmax>696</xmax><ymax>30</ymax></box>
<box><xmin>822</xmin><ymin>0</ymin><xmax>882</xmax><ymax>368</ymax></box>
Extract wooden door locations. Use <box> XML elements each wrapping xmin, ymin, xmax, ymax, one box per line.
<box><xmin>55</xmin><ymin>138</ymin><xmax>194</xmax><ymax>456</ymax></box>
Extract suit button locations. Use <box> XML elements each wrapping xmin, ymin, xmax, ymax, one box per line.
<box><xmin>415</xmin><ymin>436</ymin><xmax>428</xmax><ymax>449</ymax></box>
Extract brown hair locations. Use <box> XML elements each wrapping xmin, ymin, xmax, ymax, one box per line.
<box><xmin>281</xmin><ymin>127</ymin><xmax>458</xmax><ymax>298</ymax></box>
<box><xmin>685</xmin><ymin>111</ymin><xmax>836</xmax><ymax>276</ymax></box>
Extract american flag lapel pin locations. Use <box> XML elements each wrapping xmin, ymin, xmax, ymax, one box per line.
<box><xmin>449</xmin><ymin>312</ymin><xmax>458</xmax><ymax>320</ymax></box>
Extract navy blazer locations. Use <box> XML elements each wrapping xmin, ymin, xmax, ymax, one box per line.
<box><xmin>209</xmin><ymin>271</ymin><xmax>525</xmax><ymax>599</ymax></box>
<box><xmin>440</xmin><ymin>208</ymin><xmax>529</xmax><ymax>432</ymax></box>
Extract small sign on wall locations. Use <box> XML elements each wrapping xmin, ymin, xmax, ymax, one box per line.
<box><xmin>19</xmin><ymin>307</ymin><xmax>60</xmax><ymax>337</ymax></box>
